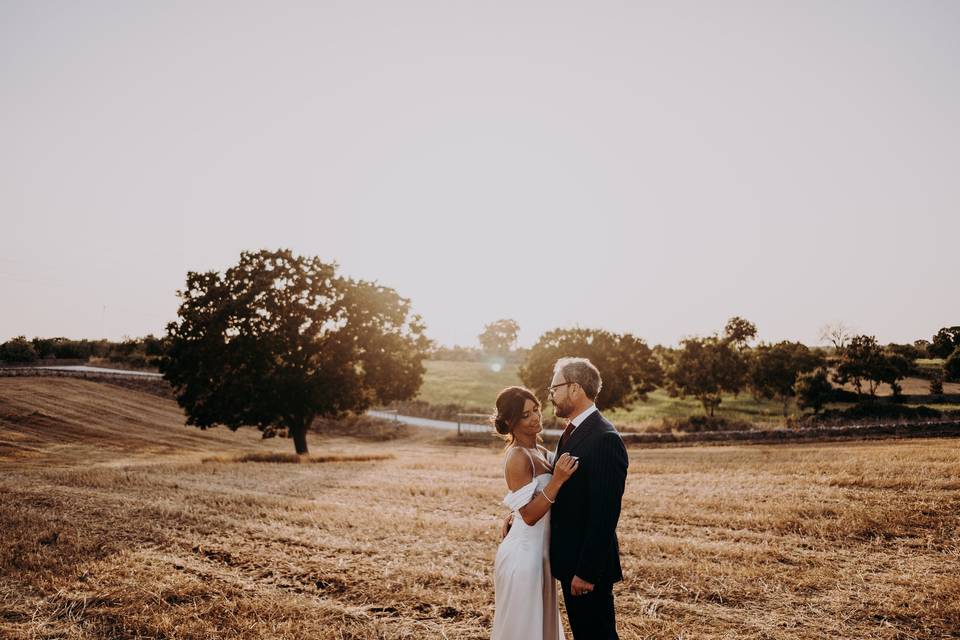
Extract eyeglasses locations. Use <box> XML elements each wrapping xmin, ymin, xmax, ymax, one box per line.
<box><xmin>548</xmin><ymin>381</ymin><xmax>576</xmax><ymax>396</ymax></box>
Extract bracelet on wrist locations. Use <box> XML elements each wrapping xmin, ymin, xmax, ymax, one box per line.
<box><xmin>541</xmin><ymin>491</ymin><xmax>555</xmax><ymax>504</ymax></box>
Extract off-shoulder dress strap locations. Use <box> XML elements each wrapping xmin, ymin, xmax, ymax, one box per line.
<box><xmin>519</xmin><ymin>447</ymin><xmax>536</xmax><ymax>476</ymax></box>
<box><xmin>505</xmin><ymin>446</ymin><xmax>537</xmax><ymax>478</ymax></box>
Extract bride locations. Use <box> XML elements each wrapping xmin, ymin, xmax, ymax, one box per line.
<box><xmin>491</xmin><ymin>386</ymin><xmax>579</xmax><ymax>640</ymax></box>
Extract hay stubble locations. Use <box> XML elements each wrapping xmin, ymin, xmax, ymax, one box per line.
<box><xmin>1</xmin><ymin>378</ymin><xmax>958</xmax><ymax>638</ymax></box>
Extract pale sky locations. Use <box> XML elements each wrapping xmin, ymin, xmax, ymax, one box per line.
<box><xmin>2</xmin><ymin>1</ymin><xmax>958</xmax><ymax>348</ymax></box>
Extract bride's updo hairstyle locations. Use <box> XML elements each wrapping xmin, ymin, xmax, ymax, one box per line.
<box><xmin>493</xmin><ymin>386</ymin><xmax>540</xmax><ymax>446</ymax></box>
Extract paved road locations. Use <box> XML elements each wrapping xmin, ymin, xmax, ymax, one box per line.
<box><xmin>32</xmin><ymin>365</ymin><xmax>164</xmax><ymax>378</ymax></box>
<box><xmin>7</xmin><ymin>368</ymin><xmax>560</xmax><ymax>436</ymax></box>
<box><xmin>367</xmin><ymin>409</ymin><xmax>563</xmax><ymax>437</ymax></box>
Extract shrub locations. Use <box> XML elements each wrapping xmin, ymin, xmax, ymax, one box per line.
<box><xmin>796</xmin><ymin>368</ymin><xmax>833</xmax><ymax>415</ymax></box>
<box><xmin>812</xmin><ymin>403</ymin><xmax>944</xmax><ymax>423</ymax></box>
<box><xmin>929</xmin><ymin>371</ymin><xmax>944</xmax><ymax>395</ymax></box>
<box><xmin>659</xmin><ymin>415</ymin><xmax>755</xmax><ymax>433</ymax></box>
<box><xmin>53</xmin><ymin>339</ymin><xmax>94</xmax><ymax>359</ymax></box>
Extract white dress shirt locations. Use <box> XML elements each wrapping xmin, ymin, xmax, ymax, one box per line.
<box><xmin>566</xmin><ymin>404</ymin><xmax>597</xmax><ymax>437</ymax></box>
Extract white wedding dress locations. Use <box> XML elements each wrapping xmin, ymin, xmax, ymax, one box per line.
<box><xmin>491</xmin><ymin>449</ymin><xmax>565</xmax><ymax>640</ymax></box>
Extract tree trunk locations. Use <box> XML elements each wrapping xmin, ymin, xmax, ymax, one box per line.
<box><xmin>290</xmin><ymin>423</ymin><xmax>309</xmax><ymax>455</ymax></box>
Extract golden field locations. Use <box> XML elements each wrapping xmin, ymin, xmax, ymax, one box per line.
<box><xmin>1</xmin><ymin>378</ymin><xmax>959</xmax><ymax>639</ymax></box>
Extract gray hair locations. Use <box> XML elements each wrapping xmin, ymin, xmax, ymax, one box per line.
<box><xmin>553</xmin><ymin>357</ymin><xmax>602</xmax><ymax>401</ymax></box>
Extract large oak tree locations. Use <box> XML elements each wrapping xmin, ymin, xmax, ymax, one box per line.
<box><xmin>161</xmin><ymin>249</ymin><xmax>429</xmax><ymax>454</ymax></box>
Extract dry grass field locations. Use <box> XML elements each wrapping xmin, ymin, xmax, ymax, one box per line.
<box><xmin>2</xmin><ymin>378</ymin><xmax>959</xmax><ymax>639</ymax></box>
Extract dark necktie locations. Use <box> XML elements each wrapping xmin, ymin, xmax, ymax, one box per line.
<box><xmin>559</xmin><ymin>421</ymin><xmax>575</xmax><ymax>448</ymax></box>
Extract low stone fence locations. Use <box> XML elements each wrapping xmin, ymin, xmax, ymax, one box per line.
<box><xmin>0</xmin><ymin>367</ymin><xmax>176</xmax><ymax>399</ymax></box>
<box><xmin>621</xmin><ymin>419</ymin><xmax>960</xmax><ymax>447</ymax></box>
<box><xmin>0</xmin><ymin>359</ymin><xmax>87</xmax><ymax>368</ymax></box>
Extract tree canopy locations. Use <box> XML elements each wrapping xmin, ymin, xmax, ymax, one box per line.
<box><xmin>749</xmin><ymin>341</ymin><xmax>825</xmax><ymax>415</ymax></box>
<box><xmin>832</xmin><ymin>335</ymin><xmax>910</xmax><ymax>399</ymax></box>
<box><xmin>478</xmin><ymin>319</ymin><xmax>520</xmax><ymax>356</ymax></box>
<box><xmin>0</xmin><ymin>336</ymin><xmax>38</xmax><ymax>363</ymax></box>
<box><xmin>819</xmin><ymin>322</ymin><xmax>854</xmax><ymax>351</ymax></box>
<box><xmin>665</xmin><ymin>335</ymin><xmax>747</xmax><ymax>416</ymax></box>
<box><xmin>930</xmin><ymin>326</ymin><xmax>960</xmax><ymax>359</ymax></box>
<box><xmin>796</xmin><ymin>368</ymin><xmax>833</xmax><ymax>415</ymax></box>
<box><xmin>724</xmin><ymin>316</ymin><xmax>758</xmax><ymax>349</ymax></box>
<box><xmin>161</xmin><ymin>249</ymin><xmax>429</xmax><ymax>454</ymax></box>
<box><xmin>519</xmin><ymin>328</ymin><xmax>661</xmax><ymax>411</ymax></box>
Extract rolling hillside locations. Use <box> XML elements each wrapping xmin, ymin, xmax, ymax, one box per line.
<box><xmin>0</xmin><ymin>377</ymin><xmax>280</xmax><ymax>463</ymax></box>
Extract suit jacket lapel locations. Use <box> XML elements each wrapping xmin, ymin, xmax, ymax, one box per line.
<box><xmin>554</xmin><ymin>422</ymin><xmax>574</xmax><ymax>459</ymax></box>
<box><xmin>560</xmin><ymin>410</ymin><xmax>601</xmax><ymax>455</ymax></box>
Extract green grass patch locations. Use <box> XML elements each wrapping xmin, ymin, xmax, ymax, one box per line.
<box><xmin>417</xmin><ymin>360</ymin><xmax>792</xmax><ymax>426</ymax></box>
<box><xmin>606</xmin><ymin>390</ymin><xmax>791</xmax><ymax>427</ymax></box>
<box><xmin>416</xmin><ymin>360</ymin><xmax>522</xmax><ymax>409</ymax></box>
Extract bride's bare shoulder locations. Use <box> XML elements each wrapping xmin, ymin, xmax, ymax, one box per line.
<box><xmin>503</xmin><ymin>446</ymin><xmax>528</xmax><ymax>468</ymax></box>
<box><xmin>503</xmin><ymin>447</ymin><xmax>534</xmax><ymax>490</ymax></box>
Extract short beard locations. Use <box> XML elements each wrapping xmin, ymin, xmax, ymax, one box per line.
<box><xmin>553</xmin><ymin>400</ymin><xmax>572</xmax><ymax>419</ymax></box>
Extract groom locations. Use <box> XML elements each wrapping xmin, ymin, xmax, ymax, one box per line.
<box><xmin>548</xmin><ymin>357</ymin><xmax>627</xmax><ymax>640</ymax></box>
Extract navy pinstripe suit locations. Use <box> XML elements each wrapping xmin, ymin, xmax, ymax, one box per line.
<box><xmin>550</xmin><ymin>410</ymin><xmax>628</xmax><ymax>639</ymax></box>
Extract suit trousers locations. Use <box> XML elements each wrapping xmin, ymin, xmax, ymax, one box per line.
<box><xmin>560</xmin><ymin>579</ymin><xmax>618</xmax><ymax>640</ymax></box>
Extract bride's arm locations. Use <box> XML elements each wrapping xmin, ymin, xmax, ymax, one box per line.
<box><xmin>505</xmin><ymin>450</ymin><xmax>578</xmax><ymax>526</ymax></box>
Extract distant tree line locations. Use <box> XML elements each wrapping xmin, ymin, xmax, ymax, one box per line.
<box><xmin>509</xmin><ymin>320</ymin><xmax>960</xmax><ymax>420</ymax></box>
<box><xmin>427</xmin><ymin>319</ymin><xmax>531</xmax><ymax>364</ymax></box>
<box><xmin>0</xmin><ymin>335</ymin><xmax>169</xmax><ymax>368</ymax></box>
<box><xmin>429</xmin><ymin>343</ymin><xmax>531</xmax><ymax>364</ymax></box>
<box><xmin>4</xmin><ymin>279</ymin><xmax>958</xmax><ymax>444</ymax></box>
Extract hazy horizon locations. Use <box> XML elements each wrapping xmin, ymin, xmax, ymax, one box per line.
<box><xmin>3</xmin><ymin>1</ymin><xmax>958</xmax><ymax>349</ymax></box>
